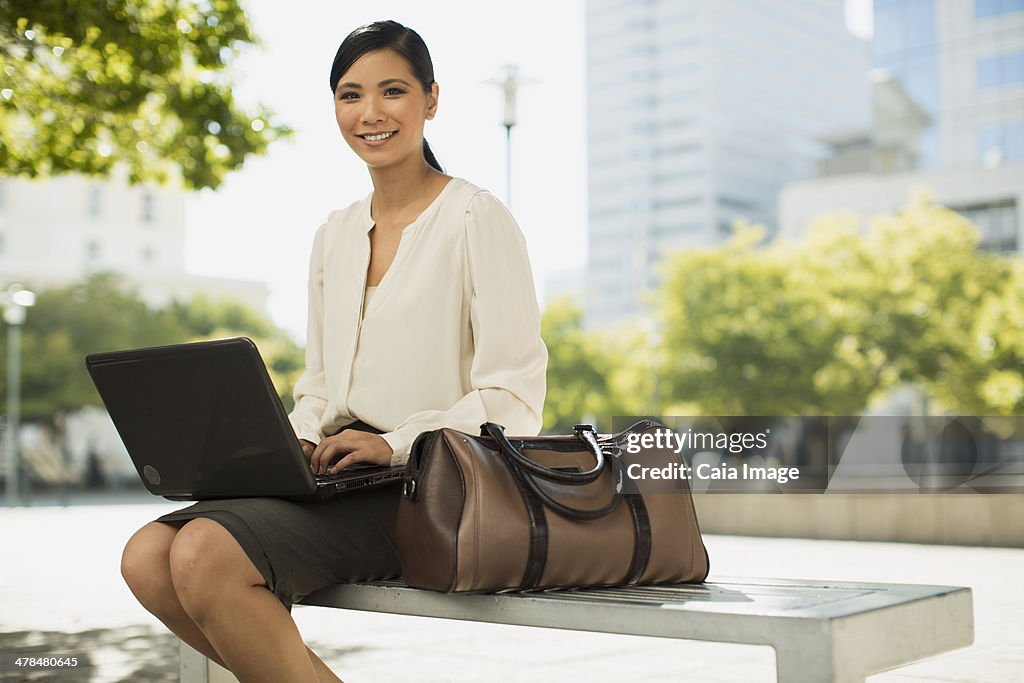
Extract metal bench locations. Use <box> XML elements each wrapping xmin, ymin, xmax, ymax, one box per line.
<box><xmin>179</xmin><ymin>576</ymin><xmax>973</xmax><ymax>683</ymax></box>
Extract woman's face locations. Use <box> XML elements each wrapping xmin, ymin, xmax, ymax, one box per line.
<box><xmin>333</xmin><ymin>49</ymin><xmax>438</xmax><ymax>170</ymax></box>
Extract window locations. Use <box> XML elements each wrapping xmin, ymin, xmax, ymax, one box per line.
<box><xmin>976</xmin><ymin>0</ymin><xmax>1024</xmax><ymax>19</ymax></box>
<box><xmin>978</xmin><ymin>51</ymin><xmax>1024</xmax><ymax>88</ymax></box>
<box><xmin>873</xmin><ymin>1</ymin><xmax>904</xmax><ymax>59</ymax></box>
<box><xmin>0</xmin><ymin>233</ymin><xmax>5</xmax><ymax>254</ymax></box>
<box><xmin>954</xmin><ymin>199</ymin><xmax>1019</xmax><ymax>252</ymax></box>
<box><xmin>979</xmin><ymin>121</ymin><xmax>1024</xmax><ymax>162</ymax></box>
<box><xmin>654</xmin><ymin>195</ymin><xmax>703</xmax><ymax>210</ymax></box>
<box><xmin>142</xmin><ymin>246</ymin><xmax>156</xmax><ymax>263</ymax></box>
<box><xmin>719</xmin><ymin>195</ymin><xmax>757</xmax><ymax>210</ymax></box>
<box><xmin>905</xmin><ymin>0</ymin><xmax>937</xmax><ymax>50</ymax></box>
<box><xmin>873</xmin><ymin>0</ymin><xmax>937</xmax><ymax>59</ymax></box>
<box><xmin>88</xmin><ymin>187</ymin><xmax>102</xmax><ymax>217</ymax></box>
<box><xmin>86</xmin><ymin>240</ymin><xmax>101</xmax><ymax>261</ymax></box>
<box><xmin>141</xmin><ymin>192</ymin><xmax>155</xmax><ymax>224</ymax></box>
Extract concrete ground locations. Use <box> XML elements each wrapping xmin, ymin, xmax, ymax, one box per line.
<box><xmin>0</xmin><ymin>496</ymin><xmax>1021</xmax><ymax>682</ymax></box>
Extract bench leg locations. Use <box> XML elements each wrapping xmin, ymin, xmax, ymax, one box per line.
<box><xmin>179</xmin><ymin>639</ymin><xmax>240</xmax><ymax>683</ymax></box>
<box><xmin>774</xmin><ymin>643</ymin><xmax>864</xmax><ymax>683</ymax></box>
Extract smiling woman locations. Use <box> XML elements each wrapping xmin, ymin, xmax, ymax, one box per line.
<box><xmin>330</xmin><ymin>21</ymin><xmax>444</xmax><ymax>174</ymax></box>
<box><xmin>119</xmin><ymin>18</ymin><xmax>548</xmax><ymax>683</ymax></box>
<box><xmin>333</xmin><ymin>50</ymin><xmax>440</xmax><ymax>173</ymax></box>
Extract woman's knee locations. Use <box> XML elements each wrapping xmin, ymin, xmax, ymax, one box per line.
<box><xmin>168</xmin><ymin>518</ymin><xmax>264</xmax><ymax>612</ymax></box>
<box><xmin>121</xmin><ymin>522</ymin><xmax>177</xmax><ymax>608</ymax></box>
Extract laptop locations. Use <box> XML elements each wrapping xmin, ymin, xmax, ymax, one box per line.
<box><xmin>85</xmin><ymin>337</ymin><xmax>405</xmax><ymax>502</ymax></box>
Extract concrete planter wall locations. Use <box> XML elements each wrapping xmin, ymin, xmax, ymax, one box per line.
<box><xmin>693</xmin><ymin>494</ymin><xmax>1024</xmax><ymax>547</ymax></box>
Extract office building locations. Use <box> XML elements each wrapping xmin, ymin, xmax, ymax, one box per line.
<box><xmin>584</xmin><ymin>0</ymin><xmax>870</xmax><ymax>327</ymax></box>
<box><xmin>780</xmin><ymin>0</ymin><xmax>1024</xmax><ymax>251</ymax></box>
<box><xmin>0</xmin><ymin>173</ymin><xmax>268</xmax><ymax>311</ymax></box>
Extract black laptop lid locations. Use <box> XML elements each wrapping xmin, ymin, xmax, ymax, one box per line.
<box><xmin>86</xmin><ymin>337</ymin><xmax>316</xmax><ymax>499</ymax></box>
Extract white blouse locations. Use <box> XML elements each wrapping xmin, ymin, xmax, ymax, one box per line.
<box><xmin>288</xmin><ymin>177</ymin><xmax>548</xmax><ymax>466</ymax></box>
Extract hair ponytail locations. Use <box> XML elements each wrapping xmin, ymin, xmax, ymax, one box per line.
<box><xmin>423</xmin><ymin>139</ymin><xmax>443</xmax><ymax>173</ymax></box>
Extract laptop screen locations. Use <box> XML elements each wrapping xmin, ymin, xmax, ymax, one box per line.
<box><xmin>87</xmin><ymin>338</ymin><xmax>315</xmax><ymax>499</ymax></box>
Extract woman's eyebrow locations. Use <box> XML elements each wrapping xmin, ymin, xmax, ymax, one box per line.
<box><xmin>336</xmin><ymin>78</ymin><xmax>412</xmax><ymax>92</ymax></box>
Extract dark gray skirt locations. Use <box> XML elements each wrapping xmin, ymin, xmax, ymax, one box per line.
<box><xmin>154</xmin><ymin>481</ymin><xmax>403</xmax><ymax>608</ymax></box>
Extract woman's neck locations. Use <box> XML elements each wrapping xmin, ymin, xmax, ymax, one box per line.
<box><xmin>367</xmin><ymin>160</ymin><xmax>442</xmax><ymax>220</ymax></box>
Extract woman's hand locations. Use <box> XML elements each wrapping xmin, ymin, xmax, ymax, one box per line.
<box><xmin>308</xmin><ymin>429</ymin><xmax>394</xmax><ymax>475</ymax></box>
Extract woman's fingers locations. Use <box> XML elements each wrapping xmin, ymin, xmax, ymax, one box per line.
<box><xmin>309</xmin><ymin>430</ymin><xmax>395</xmax><ymax>474</ymax></box>
<box><xmin>310</xmin><ymin>435</ymin><xmax>346</xmax><ymax>474</ymax></box>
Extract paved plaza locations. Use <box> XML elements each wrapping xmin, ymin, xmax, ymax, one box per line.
<box><xmin>1</xmin><ymin>496</ymin><xmax>1021</xmax><ymax>682</ymax></box>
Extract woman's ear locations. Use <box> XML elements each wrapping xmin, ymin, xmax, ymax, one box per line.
<box><xmin>425</xmin><ymin>82</ymin><xmax>439</xmax><ymax>120</ymax></box>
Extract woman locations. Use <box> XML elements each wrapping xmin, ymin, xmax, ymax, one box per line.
<box><xmin>119</xmin><ymin>20</ymin><xmax>547</xmax><ymax>682</ymax></box>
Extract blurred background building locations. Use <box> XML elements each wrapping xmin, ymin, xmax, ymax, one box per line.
<box><xmin>0</xmin><ymin>173</ymin><xmax>269</xmax><ymax>311</ymax></box>
<box><xmin>583</xmin><ymin>0</ymin><xmax>871</xmax><ymax>328</ymax></box>
<box><xmin>780</xmin><ymin>0</ymin><xmax>1024</xmax><ymax>252</ymax></box>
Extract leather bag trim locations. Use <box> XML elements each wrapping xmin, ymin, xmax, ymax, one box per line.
<box><xmin>503</xmin><ymin>451</ymin><xmax>548</xmax><ymax>590</ymax></box>
<box><xmin>623</xmin><ymin>494</ymin><xmax>652</xmax><ymax>584</ymax></box>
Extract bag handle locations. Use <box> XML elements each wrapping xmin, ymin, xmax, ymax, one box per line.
<box><xmin>481</xmin><ymin>422</ymin><xmax>606</xmax><ymax>484</ymax></box>
<box><xmin>482</xmin><ymin>422</ymin><xmax>622</xmax><ymax>521</ymax></box>
<box><xmin>518</xmin><ymin>466</ymin><xmax>623</xmax><ymax>520</ymax></box>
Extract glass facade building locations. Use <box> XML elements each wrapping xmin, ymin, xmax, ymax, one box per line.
<box><xmin>584</xmin><ymin>0</ymin><xmax>869</xmax><ymax>328</ymax></box>
<box><xmin>872</xmin><ymin>0</ymin><xmax>1024</xmax><ymax>250</ymax></box>
<box><xmin>874</xmin><ymin>0</ymin><xmax>1024</xmax><ymax>167</ymax></box>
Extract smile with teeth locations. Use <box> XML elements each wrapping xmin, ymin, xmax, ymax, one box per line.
<box><xmin>361</xmin><ymin>131</ymin><xmax>397</xmax><ymax>141</ymax></box>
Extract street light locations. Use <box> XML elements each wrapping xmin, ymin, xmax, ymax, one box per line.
<box><xmin>3</xmin><ymin>283</ymin><xmax>35</xmax><ymax>507</ymax></box>
<box><xmin>483</xmin><ymin>65</ymin><xmax>536</xmax><ymax>210</ymax></box>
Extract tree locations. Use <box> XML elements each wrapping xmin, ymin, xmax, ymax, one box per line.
<box><xmin>541</xmin><ymin>297</ymin><xmax>651</xmax><ymax>433</ymax></box>
<box><xmin>659</xmin><ymin>221</ymin><xmax>877</xmax><ymax>415</ymax></box>
<box><xmin>2</xmin><ymin>272</ymin><xmax>187</xmax><ymax>420</ymax></box>
<box><xmin>0</xmin><ymin>272</ymin><xmax>304</xmax><ymax>421</ymax></box>
<box><xmin>0</xmin><ymin>0</ymin><xmax>290</xmax><ymax>189</ymax></box>
<box><xmin>657</xmin><ymin>196</ymin><xmax>1016</xmax><ymax>416</ymax></box>
<box><xmin>948</xmin><ymin>258</ymin><xmax>1024</xmax><ymax>415</ymax></box>
<box><xmin>163</xmin><ymin>294</ymin><xmax>305</xmax><ymax>412</ymax></box>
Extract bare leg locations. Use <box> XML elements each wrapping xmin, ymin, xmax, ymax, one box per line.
<box><xmin>167</xmin><ymin>518</ymin><xmax>325</xmax><ymax>682</ymax></box>
<box><xmin>122</xmin><ymin>521</ymin><xmax>343</xmax><ymax>683</ymax></box>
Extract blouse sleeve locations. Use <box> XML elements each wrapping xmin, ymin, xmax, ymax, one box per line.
<box><xmin>379</xmin><ymin>191</ymin><xmax>548</xmax><ymax>464</ymax></box>
<box><xmin>288</xmin><ymin>223</ymin><xmax>330</xmax><ymax>444</ymax></box>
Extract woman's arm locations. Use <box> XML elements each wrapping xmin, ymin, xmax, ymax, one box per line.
<box><xmin>288</xmin><ymin>224</ymin><xmax>330</xmax><ymax>444</ymax></box>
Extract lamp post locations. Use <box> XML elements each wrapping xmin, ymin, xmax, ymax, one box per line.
<box><xmin>3</xmin><ymin>283</ymin><xmax>35</xmax><ymax>507</ymax></box>
<box><xmin>484</xmin><ymin>65</ymin><xmax>535</xmax><ymax>210</ymax></box>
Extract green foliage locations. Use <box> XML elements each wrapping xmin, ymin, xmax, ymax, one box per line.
<box><xmin>658</xmin><ymin>196</ymin><xmax>1019</xmax><ymax>416</ymax></box>
<box><xmin>3</xmin><ymin>272</ymin><xmax>184</xmax><ymax>419</ymax></box>
<box><xmin>541</xmin><ymin>297</ymin><xmax>652</xmax><ymax>433</ymax></box>
<box><xmin>950</xmin><ymin>259</ymin><xmax>1024</xmax><ymax>414</ymax></box>
<box><xmin>163</xmin><ymin>294</ymin><xmax>304</xmax><ymax>412</ymax></box>
<box><xmin>541</xmin><ymin>298</ymin><xmax>608</xmax><ymax>432</ymax></box>
<box><xmin>0</xmin><ymin>272</ymin><xmax>304</xmax><ymax>421</ymax></box>
<box><xmin>0</xmin><ymin>0</ymin><xmax>291</xmax><ymax>189</ymax></box>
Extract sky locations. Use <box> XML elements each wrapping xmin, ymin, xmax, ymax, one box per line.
<box><xmin>184</xmin><ymin>0</ymin><xmax>873</xmax><ymax>341</ymax></box>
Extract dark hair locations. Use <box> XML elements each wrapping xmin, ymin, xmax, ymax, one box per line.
<box><xmin>329</xmin><ymin>20</ymin><xmax>443</xmax><ymax>173</ymax></box>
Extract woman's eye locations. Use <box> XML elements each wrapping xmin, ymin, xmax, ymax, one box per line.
<box><xmin>338</xmin><ymin>92</ymin><xmax>358</xmax><ymax>101</ymax></box>
<box><xmin>384</xmin><ymin>87</ymin><xmax>405</xmax><ymax>96</ymax></box>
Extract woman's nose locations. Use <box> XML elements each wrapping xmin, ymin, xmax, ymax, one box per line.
<box><xmin>361</xmin><ymin>97</ymin><xmax>385</xmax><ymax>124</ymax></box>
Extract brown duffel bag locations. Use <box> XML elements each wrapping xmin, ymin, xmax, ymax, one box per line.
<box><xmin>395</xmin><ymin>420</ymin><xmax>710</xmax><ymax>593</ymax></box>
